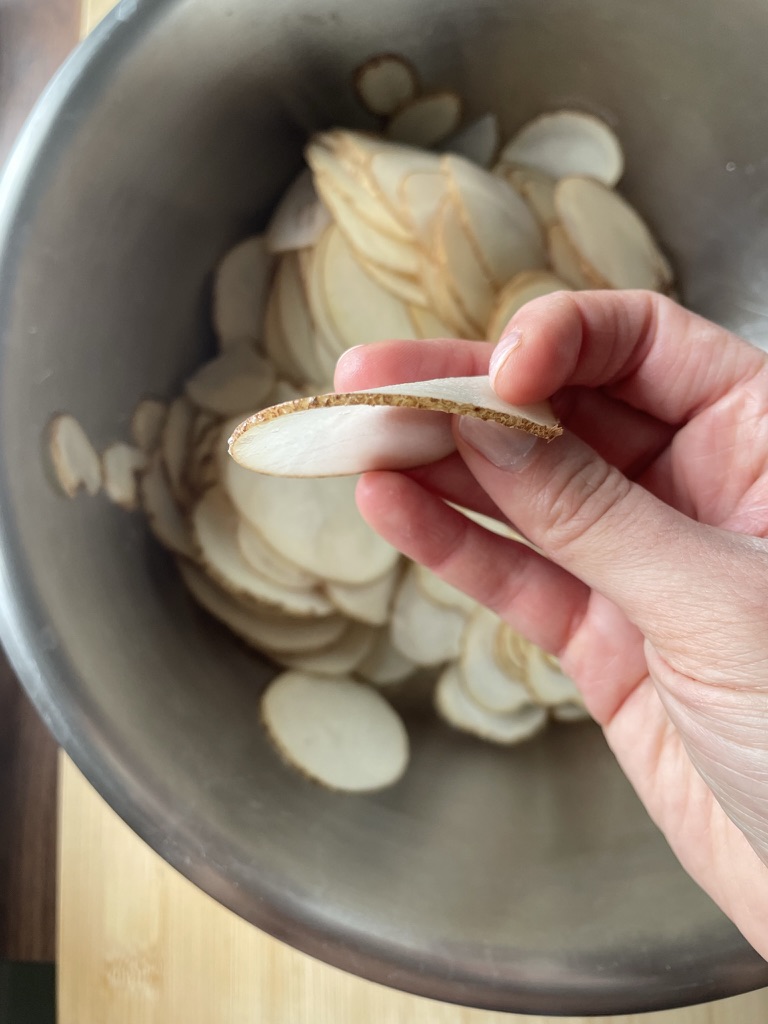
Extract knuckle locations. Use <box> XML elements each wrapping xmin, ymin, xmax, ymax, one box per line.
<box><xmin>541</xmin><ymin>456</ymin><xmax>634</xmax><ymax>555</ymax></box>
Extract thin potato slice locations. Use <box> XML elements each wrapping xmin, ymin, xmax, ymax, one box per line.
<box><xmin>139</xmin><ymin>450</ymin><xmax>196</xmax><ymax>560</ymax></box>
<box><xmin>548</xmin><ymin>224</ymin><xmax>599</xmax><ymax>289</ymax></box>
<box><xmin>440</xmin><ymin>113</ymin><xmax>500</xmax><ymax>168</ymax></box>
<box><xmin>237</xmin><ymin>519</ymin><xmax>320</xmax><ymax>591</ymax></box>
<box><xmin>318</xmin><ymin>182</ymin><xmax>420</xmax><ymax>273</ymax></box>
<box><xmin>526</xmin><ymin>645</ymin><xmax>583</xmax><ymax>707</ymax></box>
<box><xmin>229</xmin><ymin>376</ymin><xmax>561</xmax><ymax>478</ymax></box>
<box><xmin>448</xmin><ymin>503</ymin><xmax>540</xmax><ymax>550</ymax></box>
<box><xmin>276</xmin><ymin>621</ymin><xmax>377</xmax><ymax>675</ymax></box>
<box><xmin>399</xmin><ymin>169</ymin><xmax>448</xmax><ymax>244</ymax></box>
<box><xmin>419</xmin><ymin>254</ymin><xmax>479</xmax><ymax>338</ymax></box>
<box><xmin>367</xmin><ymin>146</ymin><xmax>439</xmax><ymax>222</ymax></box>
<box><xmin>326</xmin><ymin>563</ymin><xmax>401</xmax><ymax>626</ymax></box>
<box><xmin>48</xmin><ymin>414</ymin><xmax>102</xmax><ymax>498</ymax></box>
<box><xmin>191</xmin><ymin>487</ymin><xmax>333</xmax><ymax>616</ymax></box>
<box><xmin>386</xmin><ymin>92</ymin><xmax>463</xmax><ymax>148</ymax></box>
<box><xmin>276</xmin><ymin>252</ymin><xmax>328</xmax><ymax>386</ymax></box>
<box><xmin>161</xmin><ymin>395</ymin><xmax>196</xmax><ymax>506</ymax></box>
<box><xmin>212</xmin><ymin>235</ymin><xmax>272</xmax><ymax>349</ymax></box>
<box><xmin>495</xmin><ymin>623</ymin><xmax>531</xmax><ymax>680</ymax></box>
<box><xmin>499</xmin><ymin>110</ymin><xmax>624</xmax><ymax>186</ymax></box>
<box><xmin>266</xmin><ymin>168</ymin><xmax>332</xmax><ymax>253</ymax></box>
<box><xmin>223</xmin><ymin>461</ymin><xmax>400</xmax><ymax>585</ymax></box>
<box><xmin>408</xmin><ymin>303</ymin><xmax>457</xmax><ymax>339</ymax></box>
<box><xmin>262</xmin><ymin>671</ymin><xmax>409</xmax><ymax>792</ymax></box>
<box><xmin>264</xmin><ymin>272</ymin><xmax>305</xmax><ymax>384</ymax></box>
<box><xmin>460</xmin><ymin>607</ymin><xmax>530</xmax><ymax>714</ymax></box>
<box><xmin>183</xmin><ymin>422</ymin><xmax>220</xmax><ymax>502</ymax></box>
<box><xmin>433</xmin><ymin>199</ymin><xmax>496</xmax><ymax>334</ymax></box>
<box><xmin>413</xmin><ymin>564</ymin><xmax>478</xmax><ymax>614</ymax></box>
<box><xmin>102</xmin><ymin>442</ymin><xmax>146</xmax><ymax>511</ymax></box>
<box><xmin>555</xmin><ymin>176</ymin><xmax>673</xmax><ymax>291</ymax></box>
<box><xmin>356</xmin><ymin>629</ymin><xmax>417</xmax><ymax>685</ymax></box>
<box><xmin>486</xmin><ymin>270</ymin><xmax>570</xmax><ymax>342</ymax></box>
<box><xmin>178</xmin><ymin>560</ymin><xmax>346</xmax><ymax>654</ymax></box>
<box><xmin>435</xmin><ymin>663</ymin><xmax>548</xmax><ymax>745</ymax></box>
<box><xmin>495</xmin><ymin>163</ymin><xmax>558</xmax><ymax>230</ymax></box>
<box><xmin>390</xmin><ymin>567</ymin><xmax>468</xmax><ymax>666</ymax></box>
<box><xmin>354</xmin><ymin>55</ymin><xmax>419</xmax><ymax>116</ymax></box>
<box><xmin>130</xmin><ymin>399</ymin><xmax>167</xmax><ymax>454</ymax></box>
<box><xmin>360</xmin><ymin>260</ymin><xmax>430</xmax><ymax>307</ymax></box>
<box><xmin>185</xmin><ymin>343</ymin><xmax>276</xmax><ymax>417</ymax></box>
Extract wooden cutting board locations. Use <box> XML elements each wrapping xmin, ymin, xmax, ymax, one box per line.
<box><xmin>58</xmin><ymin>4</ymin><xmax>768</xmax><ymax>1022</ymax></box>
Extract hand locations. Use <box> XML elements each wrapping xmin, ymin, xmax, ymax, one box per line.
<box><xmin>335</xmin><ymin>291</ymin><xmax>768</xmax><ymax>960</ymax></box>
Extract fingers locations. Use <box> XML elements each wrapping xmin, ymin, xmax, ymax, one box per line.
<box><xmin>492</xmin><ymin>290</ymin><xmax>767</xmax><ymax>423</ymax></box>
<box><xmin>355</xmin><ymin>470</ymin><xmax>588</xmax><ymax>653</ymax></box>
<box><xmin>335</xmin><ymin>337</ymin><xmax>492</xmax><ymax>391</ymax></box>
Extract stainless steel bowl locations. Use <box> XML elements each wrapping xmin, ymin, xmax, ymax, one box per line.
<box><xmin>2</xmin><ymin>0</ymin><xmax>768</xmax><ymax>1014</ymax></box>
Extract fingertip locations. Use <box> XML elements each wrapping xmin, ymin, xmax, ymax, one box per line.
<box><xmin>333</xmin><ymin>345</ymin><xmax>367</xmax><ymax>391</ymax></box>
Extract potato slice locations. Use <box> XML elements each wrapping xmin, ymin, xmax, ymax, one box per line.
<box><xmin>262</xmin><ymin>671</ymin><xmax>409</xmax><ymax>792</ymax></box>
<box><xmin>435</xmin><ymin>663</ymin><xmax>548</xmax><ymax>745</ymax></box>
<box><xmin>102</xmin><ymin>442</ymin><xmax>146</xmax><ymax>511</ymax></box>
<box><xmin>229</xmin><ymin>376</ymin><xmax>561</xmax><ymax>478</ymax></box>
<box><xmin>192</xmin><ymin>487</ymin><xmax>333</xmax><ymax>616</ymax></box>
<box><xmin>48</xmin><ymin>414</ymin><xmax>102</xmax><ymax>498</ymax></box>
<box><xmin>161</xmin><ymin>395</ymin><xmax>196</xmax><ymax>507</ymax></box>
<box><xmin>354</xmin><ymin>55</ymin><xmax>419</xmax><ymax>116</ymax></box>
<box><xmin>390</xmin><ymin>566</ymin><xmax>468</xmax><ymax>665</ymax></box>
<box><xmin>178</xmin><ymin>560</ymin><xmax>346</xmax><ymax>653</ymax></box>
<box><xmin>398</xmin><ymin>169</ymin><xmax>448</xmax><ymax>244</ymax></box>
<box><xmin>212</xmin><ymin>235</ymin><xmax>272</xmax><ymax>349</ymax></box>
<box><xmin>183</xmin><ymin>422</ymin><xmax>221</xmax><ymax>502</ymax></box>
<box><xmin>413</xmin><ymin>563</ymin><xmax>478</xmax><ymax>614</ymax></box>
<box><xmin>495</xmin><ymin>163</ymin><xmax>558</xmax><ymax>230</ymax></box>
<box><xmin>266</xmin><ymin>168</ymin><xmax>332</xmax><ymax>253</ymax></box>
<box><xmin>548</xmin><ymin>224</ymin><xmax>599</xmax><ymax>289</ymax></box>
<box><xmin>223</xmin><ymin>461</ymin><xmax>400</xmax><ymax>585</ymax></box>
<box><xmin>419</xmin><ymin>254</ymin><xmax>479</xmax><ymax>338</ymax></box>
<box><xmin>448</xmin><ymin>503</ymin><xmax>540</xmax><ymax>550</ymax></box>
<box><xmin>130</xmin><ymin>398</ymin><xmax>167</xmax><ymax>454</ymax></box>
<box><xmin>318</xmin><ymin>182</ymin><xmax>421</xmax><ymax>273</ymax></box>
<box><xmin>275</xmin><ymin>252</ymin><xmax>328</xmax><ymax>385</ymax></box>
<box><xmin>386</xmin><ymin>92</ymin><xmax>463</xmax><ymax>147</ymax></box>
<box><xmin>433</xmin><ymin>199</ymin><xmax>496</xmax><ymax>334</ymax></box>
<box><xmin>359</xmin><ymin>260</ymin><xmax>430</xmax><ymax>307</ymax></box>
<box><xmin>441</xmin><ymin>154</ymin><xmax>546</xmax><ymax>288</ymax></box>
<box><xmin>408</xmin><ymin>303</ymin><xmax>457</xmax><ymax>339</ymax></box>
<box><xmin>460</xmin><ymin>608</ymin><xmax>530</xmax><ymax>714</ymax></box>
<box><xmin>440</xmin><ymin>113</ymin><xmax>500</xmax><ymax>168</ymax></box>
<box><xmin>276</xmin><ymin>621</ymin><xmax>377</xmax><ymax>676</ymax></box>
<box><xmin>264</xmin><ymin>271</ymin><xmax>305</xmax><ymax>384</ymax></box>
<box><xmin>486</xmin><ymin>270</ymin><xmax>570</xmax><ymax>342</ymax></box>
<box><xmin>237</xmin><ymin>519</ymin><xmax>320</xmax><ymax>591</ymax></box>
<box><xmin>499</xmin><ymin>110</ymin><xmax>624</xmax><ymax>186</ymax></box>
<box><xmin>139</xmin><ymin>450</ymin><xmax>196</xmax><ymax>560</ymax></box>
<box><xmin>326</xmin><ymin>562</ymin><xmax>401</xmax><ymax>626</ymax></box>
<box><xmin>495</xmin><ymin>623</ymin><xmax>531</xmax><ymax>681</ymax></box>
<box><xmin>555</xmin><ymin>176</ymin><xmax>673</xmax><ymax>291</ymax></box>
<box><xmin>356</xmin><ymin>629</ymin><xmax>417</xmax><ymax>685</ymax></box>
<box><xmin>185</xmin><ymin>343</ymin><xmax>276</xmax><ymax>417</ymax></box>
<box><xmin>526</xmin><ymin>645</ymin><xmax>583</xmax><ymax>707</ymax></box>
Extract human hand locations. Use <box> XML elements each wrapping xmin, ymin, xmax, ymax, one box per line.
<box><xmin>335</xmin><ymin>290</ymin><xmax>768</xmax><ymax>959</ymax></box>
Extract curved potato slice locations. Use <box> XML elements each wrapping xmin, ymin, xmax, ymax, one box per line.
<box><xmin>275</xmin><ymin>252</ymin><xmax>328</xmax><ymax>386</ymax></box>
<box><xmin>139</xmin><ymin>450</ymin><xmax>196</xmax><ymax>560</ymax></box>
<box><xmin>102</xmin><ymin>442</ymin><xmax>146</xmax><ymax>511</ymax></box>
<box><xmin>185</xmin><ymin>343</ymin><xmax>276</xmax><ymax>418</ymax></box>
<box><xmin>318</xmin><ymin>182</ymin><xmax>420</xmax><ymax>273</ymax></box>
<box><xmin>440</xmin><ymin>113</ymin><xmax>500</xmax><ymax>168</ymax></box>
<box><xmin>262</xmin><ymin>671</ymin><xmax>409</xmax><ymax>792</ymax></box>
<box><xmin>237</xmin><ymin>519</ymin><xmax>320</xmax><ymax>591</ymax></box>
<box><xmin>229</xmin><ymin>376</ymin><xmax>561</xmax><ymax>478</ymax></box>
<box><xmin>266</xmin><ymin>168</ymin><xmax>332</xmax><ymax>254</ymax></box>
<box><xmin>130</xmin><ymin>398</ymin><xmax>167</xmax><ymax>454</ymax></box>
<box><xmin>526</xmin><ymin>645</ymin><xmax>583</xmax><ymax>707</ymax></box>
<box><xmin>276</xmin><ymin>621</ymin><xmax>377</xmax><ymax>676</ymax></box>
<box><xmin>495</xmin><ymin>163</ymin><xmax>558</xmax><ymax>230</ymax></box>
<box><xmin>433</xmin><ymin>199</ymin><xmax>496</xmax><ymax>334</ymax></box>
<box><xmin>161</xmin><ymin>395</ymin><xmax>196</xmax><ymax>506</ymax></box>
<box><xmin>460</xmin><ymin>608</ymin><xmax>530</xmax><ymax>714</ymax></box>
<box><xmin>212</xmin><ymin>235</ymin><xmax>272</xmax><ymax>349</ymax></box>
<box><xmin>435</xmin><ymin>663</ymin><xmax>548</xmax><ymax>745</ymax></box>
<box><xmin>486</xmin><ymin>270</ymin><xmax>571</xmax><ymax>342</ymax></box>
<box><xmin>413</xmin><ymin>563</ymin><xmax>478</xmax><ymax>614</ymax></box>
<box><xmin>390</xmin><ymin>566</ymin><xmax>468</xmax><ymax>665</ymax></box>
<box><xmin>178</xmin><ymin>560</ymin><xmax>346</xmax><ymax>654</ymax></box>
<box><xmin>499</xmin><ymin>110</ymin><xmax>624</xmax><ymax>186</ymax></box>
<box><xmin>386</xmin><ymin>92</ymin><xmax>463</xmax><ymax>148</ymax></box>
<box><xmin>356</xmin><ymin>629</ymin><xmax>418</xmax><ymax>685</ymax></box>
<box><xmin>326</xmin><ymin>562</ymin><xmax>401</xmax><ymax>626</ymax></box>
<box><xmin>408</xmin><ymin>303</ymin><xmax>458</xmax><ymax>339</ymax></box>
<box><xmin>354</xmin><ymin>54</ymin><xmax>419</xmax><ymax>116</ymax></box>
<box><xmin>555</xmin><ymin>177</ymin><xmax>673</xmax><ymax>291</ymax></box>
<box><xmin>547</xmin><ymin>224</ymin><xmax>600</xmax><ymax>289</ymax></box>
<box><xmin>48</xmin><ymin>414</ymin><xmax>102</xmax><ymax>498</ymax></box>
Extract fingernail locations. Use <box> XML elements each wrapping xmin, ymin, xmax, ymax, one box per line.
<box><xmin>489</xmin><ymin>328</ymin><xmax>522</xmax><ymax>383</ymax></box>
<box><xmin>458</xmin><ymin>417</ymin><xmax>538</xmax><ymax>470</ymax></box>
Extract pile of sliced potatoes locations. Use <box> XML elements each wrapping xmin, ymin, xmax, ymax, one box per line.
<box><xmin>48</xmin><ymin>54</ymin><xmax>674</xmax><ymax>793</ymax></box>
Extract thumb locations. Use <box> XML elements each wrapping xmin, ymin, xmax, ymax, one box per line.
<box><xmin>454</xmin><ymin>415</ymin><xmax>754</xmax><ymax>657</ymax></box>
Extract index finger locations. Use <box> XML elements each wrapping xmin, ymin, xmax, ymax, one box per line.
<box><xmin>494</xmin><ymin>290</ymin><xmax>768</xmax><ymax>424</ymax></box>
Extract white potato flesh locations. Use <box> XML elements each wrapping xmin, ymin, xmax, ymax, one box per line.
<box><xmin>266</xmin><ymin>168</ymin><xmax>332</xmax><ymax>253</ymax></box>
<box><xmin>460</xmin><ymin>607</ymin><xmax>531</xmax><ymax>714</ymax></box>
<box><xmin>130</xmin><ymin>398</ymin><xmax>167</xmax><ymax>454</ymax></box>
<box><xmin>486</xmin><ymin>270</ymin><xmax>571</xmax><ymax>342</ymax></box>
<box><xmin>548</xmin><ymin>224</ymin><xmax>599</xmax><ymax>289</ymax></box>
<box><xmin>390</xmin><ymin>567</ymin><xmax>468</xmax><ymax>665</ymax></box>
<box><xmin>275</xmin><ymin>252</ymin><xmax>328</xmax><ymax>386</ymax></box>
<box><xmin>499</xmin><ymin>110</ymin><xmax>624</xmax><ymax>186</ymax></box>
<box><xmin>102</xmin><ymin>442</ymin><xmax>146</xmax><ymax>511</ymax></box>
<box><xmin>433</xmin><ymin>199</ymin><xmax>496</xmax><ymax>334</ymax></box>
<box><xmin>399</xmin><ymin>170</ymin><xmax>449</xmax><ymax>244</ymax></box>
<box><xmin>229</xmin><ymin>376</ymin><xmax>560</xmax><ymax>478</ymax></box>
<box><xmin>192</xmin><ymin>487</ymin><xmax>332</xmax><ymax>616</ymax></box>
<box><xmin>555</xmin><ymin>176</ymin><xmax>673</xmax><ymax>291</ymax></box>
<box><xmin>326</xmin><ymin>563</ymin><xmax>401</xmax><ymax>626</ymax></box>
<box><xmin>262</xmin><ymin>671</ymin><xmax>409</xmax><ymax>792</ymax></box>
<box><xmin>276</xmin><ymin>621</ymin><xmax>377</xmax><ymax>676</ymax></box>
<box><xmin>440</xmin><ymin>113</ymin><xmax>500</xmax><ymax>168</ymax></box>
<box><xmin>212</xmin><ymin>235</ymin><xmax>272</xmax><ymax>349</ymax></box>
<box><xmin>386</xmin><ymin>92</ymin><xmax>463</xmax><ymax>148</ymax></box>
<box><xmin>354</xmin><ymin>55</ymin><xmax>419</xmax><ymax>116</ymax></box>
<box><xmin>48</xmin><ymin>414</ymin><xmax>102</xmax><ymax>498</ymax></box>
<box><xmin>185</xmin><ymin>344</ymin><xmax>276</xmax><ymax>417</ymax></box>
<box><xmin>435</xmin><ymin>663</ymin><xmax>548</xmax><ymax>745</ymax></box>
<box><xmin>319</xmin><ymin>183</ymin><xmax>421</xmax><ymax>273</ymax></box>
<box><xmin>236</xmin><ymin>519</ymin><xmax>320</xmax><ymax>591</ymax></box>
<box><xmin>413</xmin><ymin>564</ymin><xmax>478</xmax><ymax>614</ymax></box>
<box><xmin>139</xmin><ymin>450</ymin><xmax>197</xmax><ymax>560</ymax></box>
<box><xmin>495</xmin><ymin>163</ymin><xmax>559</xmax><ymax>230</ymax></box>
<box><xmin>356</xmin><ymin>629</ymin><xmax>418</xmax><ymax>685</ymax></box>
<box><xmin>526</xmin><ymin>645</ymin><xmax>583</xmax><ymax>707</ymax></box>
<box><xmin>178</xmin><ymin>560</ymin><xmax>347</xmax><ymax>654</ymax></box>
<box><xmin>161</xmin><ymin>395</ymin><xmax>196</xmax><ymax>506</ymax></box>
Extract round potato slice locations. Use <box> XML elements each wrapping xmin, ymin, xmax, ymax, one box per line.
<box><xmin>48</xmin><ymin>414</ymin><xmax>102</xmax><ymax>498</ymax></box>
<box><xmin>356</xmin><ymin>629</ymin><xmax>417</xmax><ymax>685</ymax></box>
<box><xmin>413</xmin><ymin>564</ymin><xmax>478</xmax><ymax>614</ymax></box>
<box><xmin>433</xmin><ymin>198</ymin><xmax>496</xmax><ymax>334</ymax></box>
<box><xmin>390</xmin><ymin>566</ymin><xmax>468</xmax><ymax>666</ymax></box>
<box><xmin>178</xmin><ymin>560</ymin><xmax>346</xmax><ymax>654</ymax></box>
<box><xmin>266</xmin><ymin>168</ymin><xmax>332</xmax><ymax>254</ymax></box>
<box><xmin>486</xmin><ymin>270</ymin><xmax>570</xmax><ymax>342</ymax></box>
<box><xmin>237</xmin><ymin>519</ymin><xmax>320</xmax><ymax>591</ymax></box>
<box><xmin>460</xmin><ymin>607</ymin><xmax>532</xmax><ymax>714</ymax></box>
<box><xmin>354</xmin><ymin>55</ymin><xmax>419</xmax><ymax>116</ymax></box>
<box><xmin>212</xmin><ymin>235</ymin><xmax>272</xmax><ymax>349</ymax></box>
<box><xmin>276</xmin><ymin>621</ymin><xmax>377</xmax><ymax>676</ymax></box>
<box><xmin>526</xmin><ymin>645</ymin><xmax>583</xmax><ymax>707</ymax></box>
<box><xmin>386</xmin><ymin>92</ymin><xmax>463</xmax><ymax>148</ymax></box>
<box><xmin>185</xmin><ymin>343</ymin><xmax>276</xmax><ymax>418</ymax></box>
<box><xmin>139</xmin><ymin>450</ymin><xmax>196</xmax><ymax>560</ymax></box>
<box><xmin>547</xmin><ymin>224</ymin><xmax>599</xmax><ymax>289</ymax></box>
<box><xmin>229</xmin><ymin>376</ymin><xmax>561</xmax><ymax>478</ymax></box>
<box><xmin>275</xmin><ymin>252</ymin><xmax>328</xmax><ymax>386</ymax></box>
<box><xmin>130</xmin><ymin>398</ymin><xmax>167</xmax><ymax>454</ymax></box>
<box><xmin>499</xmin><ymin>110</ymin><xmax>624</xmax><ymax>187</ymax></box>
<box><xmin>262</xmin><ymin>671</ymin><xmax>409</xmax><ymax>792</ymax></box>
<box><xmin>555</xmin><ymin>176</ymin><xmax>673</xmax><ymax>291</ymax></box>
<box><xmin>102</xmin><ymin>442</ymin><xmax>146</xmax><ymax>511</ymax></box>
<box><xmin>435</xmin><ymin>663</ymin><xmax>548</xmax><ymax>745</ymax></box>
<box><xmin>326</xmin><ymin>562</ymin><xmax>401</xmax><ymax>626</ymax></box>
<box><xmin>494</xmin><ymin>163</ymin><xmax>558</xmax><ymax>230</ymax></box>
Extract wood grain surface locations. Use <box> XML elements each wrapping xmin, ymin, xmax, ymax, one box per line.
<box><xmin>59</xmin><ymin>2</ymin><xmax>768</xmax><ymax>1022</ymax></box>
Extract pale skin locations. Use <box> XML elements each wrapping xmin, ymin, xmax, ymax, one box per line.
<box><xmin>335</xmin><ymin>290</ymin><xmax>768</xmax><ymax>961</ymax></box>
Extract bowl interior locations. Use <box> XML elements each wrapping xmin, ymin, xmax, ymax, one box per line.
<box><xmin>1</xmin><ymin>0</ymin><xmax>768</xmax><ymax>1014</ymax></box>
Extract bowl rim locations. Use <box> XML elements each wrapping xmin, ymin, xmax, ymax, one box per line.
<box><xmin>1</xmin><ymin>0</ymin><xmax>768</xmax><ymax>1013</ymax></box>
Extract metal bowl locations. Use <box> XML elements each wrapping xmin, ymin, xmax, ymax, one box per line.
<box><xmin>2</xmin><ymin>0</ymin><xmax>768</xmax><ymax>1014</ymax></box>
